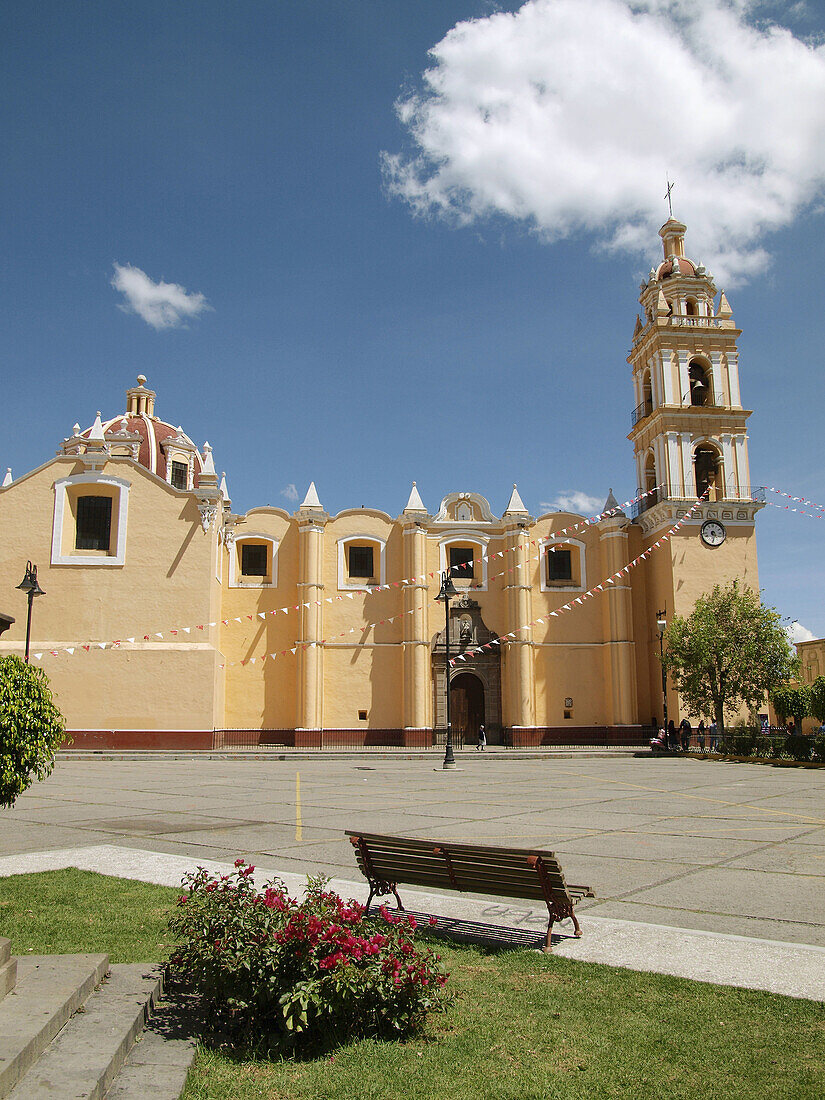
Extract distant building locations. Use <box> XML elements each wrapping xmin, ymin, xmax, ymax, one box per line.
<box><xmin>0</xmin><ymin>220</ymin><xmax>763</xmax><ymax>748</ymax></box>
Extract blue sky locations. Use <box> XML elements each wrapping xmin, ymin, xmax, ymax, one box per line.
<box><xmin>2</xmin><ymin>0</ymin><xmax>824</xmax><ymax>637</ymax></box>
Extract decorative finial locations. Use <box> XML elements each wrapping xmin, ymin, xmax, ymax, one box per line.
<box><xmin>137</xmin><ymin>374</ymin><xmax>147</xmax><ymax>386</ymax></box>
<box><xmin>665</xmin><ymin>176</ymin><xmax>675</xmax><ymax>218</ymax></box>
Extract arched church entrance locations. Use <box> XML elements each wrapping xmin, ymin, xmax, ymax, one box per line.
<box><xmin>432</xmin><ymin>594</ymin><xmax>502</xmax><ymax>743</ymax></box>
<box><xmin>450</xmin><ymin>673</ymin><xmax>485</xmax><ymax>742</ymax></box>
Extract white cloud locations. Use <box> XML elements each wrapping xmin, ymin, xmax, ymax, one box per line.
<box><xmin>789</xmin><ymin>620</ymin><xmax>817</xmax><ymax>644</ymax></box>
<box><xmin>111</xmin><ymin>264</ymin><xmax>210</xmax><ymax>330</ymax></box>
<box><xmin>541</xmin><ymin>490</ymin><xmax>604</xmax><ymax>515</ymax></box>
<box><xmin>280</xmin><ymin>483</ymin><xmax>299</xmax><ymax>503</ymax></box>
<box><xmin>383</xmin><ymin>0</ymin><xmax>825</xmax><ymax>285</ymax></box>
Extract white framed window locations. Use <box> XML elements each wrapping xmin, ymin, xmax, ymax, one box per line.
<box><xmin>51</xmin><ymin>474</ymin><xmax>130</xmax><ymax>566</ymax></box>
<box><xmin>539</xmin><ymin>537</ymin><xmax>586</xmax><ymax>593</ymax></box>
<box><xmin>229</xmin><ymin>534</ymin><xmax>279</xmax><ymax>588</ymax></box>
<box><xmin>438</xmin><ymin>534</ymin><xmax>488</xmax><ymax>590</ymax></box>
<box><xmin>337</xmin><ymin>535</ymin><xmax>387</xmax><ymax>590</ymax></box>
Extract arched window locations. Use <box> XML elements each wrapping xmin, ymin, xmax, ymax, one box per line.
<box><xmin>694</xmin><ymin>443</ymin><xmax>723</xmax><ymax>501</ymax></box>
<box><xmin>685</xmin><ymin>298</ymin><xmax>697</xmax><ymax>317</ymax></box>
<box><xmin>688</xmin><ymin>358</ymin><xmax>712</xmax><ymax>407</ymax></box>
<box><xmin>642</xmin><ymin>370</ymin><xmax>653</xmax><ymax>417</ymax></box>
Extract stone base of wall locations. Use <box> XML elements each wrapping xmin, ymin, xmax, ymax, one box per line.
<box><xmin>64</xmin><ymin>729</ymin><xmax>214</xmax><ymax>750</ymax></box>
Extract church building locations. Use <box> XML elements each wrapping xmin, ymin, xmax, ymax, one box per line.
<box><xmin>0</xmin><ymin>220</ymin><xmax>763</xmax><ymax>748</ymax></box>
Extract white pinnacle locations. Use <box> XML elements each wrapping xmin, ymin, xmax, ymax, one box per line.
<box><xmin>404</xmin><ymin>481</ymin><xmax>427</xmax><ymax>512</ymax></box>
<box><xmin>301</xmin><ymin>481</ymin><xmax>323</xmax><ymax>509</ymax></box>
<box><xmin>2</xmin><ymin>468</ymin><xmax>12</xmax><ymax>487</ymax></box>
<box><xmin>504</xmin><ymin>483</ymin><xmax>528</xmax><ymax>514</ymax></box>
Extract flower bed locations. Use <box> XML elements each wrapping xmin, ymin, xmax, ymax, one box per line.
<box><xmin>168</xmin><ymin>861</ymin><xmax>448</xmax><ymax>1055</ymax></box>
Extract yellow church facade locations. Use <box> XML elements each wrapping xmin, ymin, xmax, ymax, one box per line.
<box><xmin>0</xmin><ymin>220</ymin><xmax>764</xmax><ymax>748</ymax></box>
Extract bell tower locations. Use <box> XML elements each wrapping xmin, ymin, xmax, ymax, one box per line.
<box><xmin>627</xmin><ymin>217</ymin><xmax>763</xmax><ymax>622</ymax></box>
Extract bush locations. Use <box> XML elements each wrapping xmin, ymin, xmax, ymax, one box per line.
<box><xmin>0</xmin><ymin>654</ymin><xmax>67</xmax><ymax>808</ymax></box>
<box><xmin>168</xmin><ymin>861</ymin><xmax>449</xmax><ymax>1055</ymax></box>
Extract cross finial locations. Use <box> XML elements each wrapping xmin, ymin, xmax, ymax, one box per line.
<box><xmin>665</xmin><ymin>177</ymin><xmax>675</xmax><ymax>218</ymax></box>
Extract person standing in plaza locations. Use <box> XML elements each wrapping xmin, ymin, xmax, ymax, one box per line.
<box><xmin>477</xmin><ymin>723</ymin><xmax>486</xmax><ymax>752</ymax></box>
<box><xmin>697</xmin><ymin>720</ymin><xmax>706</xmax><ymax>753</ymax></box>
<box><xmin>680</xmin><ymin>716</ymin><xmax>692</xmax><ymax>752</ymax></box>
<box><xmin>709</xmin><ymin>719</ymin><xmax>718</xmax><ymax>752</ymax></box>
<box><xmin>667</xmin><ymin>719</ymin><xmax>677</xmax><ymax>751</ymax></box>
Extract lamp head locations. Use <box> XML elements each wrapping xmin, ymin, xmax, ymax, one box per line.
<box><xmin>435</xmin><ymin>571</ymin><xmax>458</xmax><ymax>602</ymax></box>
<box><xmin>16</xmin><ymin>561</ymin><xmax>44</xmax><ymax>598</ymax></box>
<box><xmin>656</xmin><ymin>609</ymin><xmax>667</xmax><ymax>633</ymax></box>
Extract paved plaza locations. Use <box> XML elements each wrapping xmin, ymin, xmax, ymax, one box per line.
<box><xmin>3</xmin><ymin>752</ymin><xmax>825</xmax><ymax>950</ymax></box>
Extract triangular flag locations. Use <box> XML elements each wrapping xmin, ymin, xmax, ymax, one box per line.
<box><xmin>67</xmin><ymin>648</ymin><xmax>75</xmax><ymax>655</ymax></box>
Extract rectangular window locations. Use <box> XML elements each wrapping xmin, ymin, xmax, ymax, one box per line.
<box><xmin>241</xmin><ymin>544</ymin><xmax>268</xmax><ymax>577</ymax></box>
<box><xmin>170</xmin><ymin>461</ymin><xmax>188</xmax><ymax>490</ymax></box>
<box><xmin>348</xmin><ymin>545</ymin><xmax>374</xmax><ymax>578</ymax></box>
<box><xmin>75</xmin><ymin>495</ymin><xmax>113</xmax><ymax>551</ymax></box>
<box><xmin>449</xmin><ymin>546</ymin><xmax>475</xmax><ymax>578</ymax></box>
<box><xmin>547</xmin><ymin>547</ymin><xmax>573</xmax><ymax>582</ymax></box>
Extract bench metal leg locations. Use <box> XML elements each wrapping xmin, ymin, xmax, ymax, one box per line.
<box><xmin>543</xmin><ymin>917</ymin><xmax>554</xmax><ymax>953</ymax></box>
<box><xmin>366</xmin><ymin>879</ymin><xmax>405</xmax><ymax>914</ymax></box>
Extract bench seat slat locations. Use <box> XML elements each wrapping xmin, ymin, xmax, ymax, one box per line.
<box><xmin>347</xmin><ymin>830</ymin><xmax>594</xmax><ymax>952</ymax></box>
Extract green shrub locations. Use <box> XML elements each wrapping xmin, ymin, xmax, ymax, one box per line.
<box><xmin>0</xmin><ymin>654</ymin><xmax>67</xmax><ymax>808</ymax></box>
<box><xmin>168</xmin><ymin>862</ymin><xmax>449</xmax><ymax>1056</ymax></box>
<box><xmin>783</xmin><ymin>733</ymin><xmax>814</xmax><ymax>762</ymax></box>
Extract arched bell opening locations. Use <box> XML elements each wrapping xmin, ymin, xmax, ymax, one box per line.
<box><xmin>688</xmin><ymin>359</ymin><xmax>712</xmax><ymax>407</ymax></box>
<box><xmin>642</xmin><ymin>370</ymin><xmax>653</xmax><ymax>417</ymax></box>
<box><xmin>694</xmin><ymin>443</ymin><xmax>723</xmax><ymax>501</ymax></box>
<box><xmin>644</xmin><ymin>452</ymin><xmax>658</xmax><ymax>506</ymax></box>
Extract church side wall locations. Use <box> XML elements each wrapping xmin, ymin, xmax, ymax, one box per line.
<box><xmin>0</xmin><ymin>457</ymin><xmax>220</xmax><ymax>742</ymax></box>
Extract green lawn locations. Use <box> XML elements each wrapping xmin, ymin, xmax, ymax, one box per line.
<box><xmin>1</xmin><ymin>870</ymin><xmax>823</xmax><ymax>1099</ymax></box>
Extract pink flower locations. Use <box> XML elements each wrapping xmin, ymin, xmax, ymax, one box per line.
<box><xmin>428</xmin><ymin>916</ymin><xmax>437</xmax><ymax>927</ymax></box>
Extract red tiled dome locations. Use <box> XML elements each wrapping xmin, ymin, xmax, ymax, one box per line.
<box><xmin>656</xmin><ymin>256</ymin><xmax>696</xmax><ymax>280</ymax></box>
<box><xmin>80</xmin><ymin>413</ymin><xmax>203</xmax><ymax>486</ymax></box>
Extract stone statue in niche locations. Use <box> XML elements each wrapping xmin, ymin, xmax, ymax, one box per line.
<box><xmin>459</xmin><ymin>617</ymin><xmax>473</xmax><ymax>644</ymax></box>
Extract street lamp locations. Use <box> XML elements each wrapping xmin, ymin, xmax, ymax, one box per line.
<box><xmin>16</xmin><ymin>561</ymin><xmax>45</xmax><ymax>663</ymax></box>
<box><xmin>656</xmin><ymin>609</ymin><xmax>668</xmax><ymax>739</ymax></box>
<box><xmin>435</xmin><ymin>570</ymin><xmax>458</xmax><ymax>770</ymax></box>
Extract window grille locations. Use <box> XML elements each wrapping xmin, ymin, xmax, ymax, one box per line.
<box><xmin>449</xmin><ymin>546</ymin><xmax>475</xmax><ymax>578</ymax></box>
<box><xmin>76</xmin><ymin>496</ymin><xmax>113</xmax><ymax>551</ymax></box>
<box><xmin>547</xmin><ymin>547</ymin><xmax>573</xmax><ymax>582</ymax></box>
<box><xmin>170</xmin><ymin>461</ymin><xmax>188</xmax><ymax>490</ymax></box>
<box><xmin>241</xmin><ymin>544</ymin><xmax>268</xmax><ymax>577</ymax></box>
<box><xmin>348</xmin><ymin>545</ymin><xmax>374</xmax><ymax>578</ymax></box>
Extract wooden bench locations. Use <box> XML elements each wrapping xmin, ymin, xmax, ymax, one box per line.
<box><xmin>347</xmin><ymin>831</ymin><xmax>595</xmax><ymax>952</ymax></box>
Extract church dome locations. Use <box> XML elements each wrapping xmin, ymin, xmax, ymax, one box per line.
<box><xmin>656</xmin><ymin>255</ymin><xmax>696</xmax><ymax>280</ymax></box>
<box><xmin>70</xmin><ymin>376</ymin><xmax>205</xmax><ymax>487</ymax></box>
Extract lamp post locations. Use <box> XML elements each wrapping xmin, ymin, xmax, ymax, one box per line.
<box><xmin>16</xmin><ymin>561</ymin><xmax>45</xmax><ymax>663</ymax></box>
<box><xmin>435</xmin><ymin>570</ymin><xmax>458</xmax><ymax>770</ymax></box>
<box><xmin>656</xmin><ymin>609</ymin><xmax>668</xmax><ymax>738</ymax></box>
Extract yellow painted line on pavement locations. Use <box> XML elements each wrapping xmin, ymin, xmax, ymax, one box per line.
<box><xmin>295</xmin><ymin>770</ymin><xmax>302</xmax><ymax>841</ymax></box>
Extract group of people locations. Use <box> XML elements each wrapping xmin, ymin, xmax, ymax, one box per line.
<box><xmin>660</xmin><ymin>717</ymin><xmax>718</xmax><ymax>753</ymax></box>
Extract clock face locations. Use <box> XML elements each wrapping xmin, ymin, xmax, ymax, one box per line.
<box><xmin>701</xmin><ymin>520</ymin><xmax>726</xmax><ymax>547</ymax></box>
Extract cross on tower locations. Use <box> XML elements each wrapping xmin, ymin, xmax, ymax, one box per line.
<box><xmin>664</xmin><ymin>177</ymin><xmax>675</xmax><ymax>218</ymax></box>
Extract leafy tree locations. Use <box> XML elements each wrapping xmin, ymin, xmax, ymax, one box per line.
<box><xmin>770</xmin><ymin>683</ymin><xmax>810</xmax><ymax>731</ymax></box>
<box><xmin>661</xmin><ymin>580</ymin><xmax>797</xmax><ymax>737</ymax></box>
<box><xmin>810</xmin><ymin>676</ymin><xmax>825</xmax><ymax>725</ymax></box>
<box><xmin>0</xmin><ymin>655</ymin><xmax>68</xmax><ymax>809</ymax></box>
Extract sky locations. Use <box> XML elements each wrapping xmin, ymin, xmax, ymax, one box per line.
<box><xmin>2</xmin><ymin>0</ymin><xmax>825</xmax><ymax>638</ymax></box>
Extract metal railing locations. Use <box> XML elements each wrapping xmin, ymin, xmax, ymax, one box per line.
<box><xmin>631</xmin><ymin>485</ymin><xmax>765</xmax><ymax>520</ymax></box>
<box><xmin>212</xmin><ymin>729</ymin><xmax>466</xmax><ymax>750</ymax></box>
<box><xmin>631</xmin><ymin>401</ymin><xmax>654</xmax><ymax>428</ymax></box>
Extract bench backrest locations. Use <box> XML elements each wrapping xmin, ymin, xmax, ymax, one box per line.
<box><xmin>347</xmin><ymin>831</ymin><xmax>573</xmax><ymax>905</ymax></box>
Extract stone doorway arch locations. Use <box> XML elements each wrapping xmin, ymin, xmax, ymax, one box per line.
<box><xmin>432</xmin><ymin>595</ymin><xmax>502</xmax><ymax>742</ymax></box>
<box><xmin>450</xmin><ymin>673</ymin><xmax>485</xmax><ymax>741</ymax></box>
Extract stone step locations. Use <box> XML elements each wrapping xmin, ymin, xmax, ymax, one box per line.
<box><xmin>104</xmin><ymin>998</ymin><xmax>196</xmax><ymax>1100</ymax></box>
<box><xmin>0</xmin><ymin>940</ymin><xmax>17</xmax><ymax>1003</ymax></box>
<box><xmin>0</xmin><ymin>954</ymin><xmax>109</xmax><ymax>1098</ymax></box>
<box><xmin>7</xmin><ymin>963</ymin><xmax>163</xmax><ymax>1100</ymax></box>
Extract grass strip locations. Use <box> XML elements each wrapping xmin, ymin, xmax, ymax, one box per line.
<box><xmin>1</xmin><ymin>870</ymin><xmax>822</xmax><ymax>1099</ymax></box>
